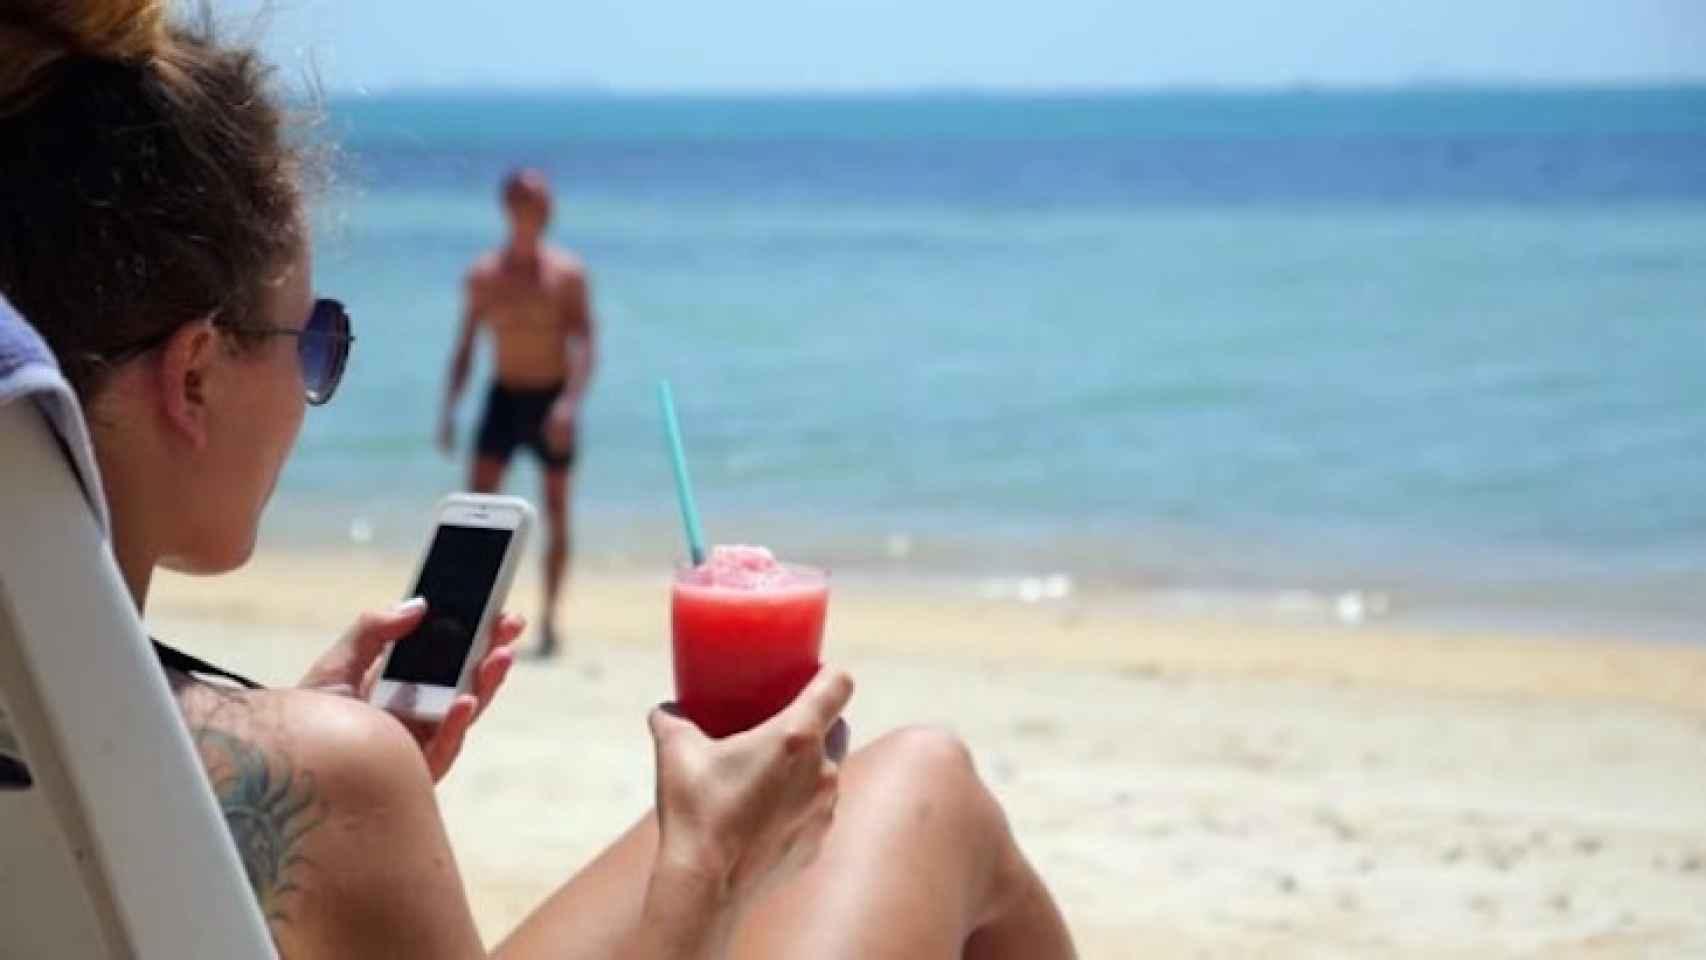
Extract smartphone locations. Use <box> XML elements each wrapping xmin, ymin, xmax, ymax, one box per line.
<box><xmin>370</xmin><ymin>494</ymin><xmax>534</xmax><ymax>724</ymax></box>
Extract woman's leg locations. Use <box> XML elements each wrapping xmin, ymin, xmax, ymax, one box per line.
<box><xmin>732</xmin><ymin>725</ymin><xmax>1075</xmax><ymax>959</ymax></box>
<box><xmin>498</xmin><ymin>727</ymin><xmax>1074</xmax><ymax>959</ymax></box>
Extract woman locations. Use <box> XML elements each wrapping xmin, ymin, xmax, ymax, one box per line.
<box><xmin>0</xmin><ymin>2</ymin><xmax>1076</xmax><ymax>957</ymax></box>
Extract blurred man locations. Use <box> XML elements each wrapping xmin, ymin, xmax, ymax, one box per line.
<box><xmin>440</xmin><ymin>169</ymin><xmax>595</xmax><ymax>657</ymax></box>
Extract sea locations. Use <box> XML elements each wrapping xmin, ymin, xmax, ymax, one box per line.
<box><xmin>274</xmin><ymin>87</ymin><xmax>1706</xmax><ymax>640</ymax></box>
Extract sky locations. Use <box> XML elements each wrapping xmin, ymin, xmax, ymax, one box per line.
<box><xmin>234</xmin><ymin>0</ymin><xmax>1706</xmax><ymax>94</ymax></box>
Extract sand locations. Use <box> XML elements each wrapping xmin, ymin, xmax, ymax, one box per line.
<box><xmin>147</xmin><ymin>548</ymin><xmax>1706</xmax><ymax>958</ymax></box>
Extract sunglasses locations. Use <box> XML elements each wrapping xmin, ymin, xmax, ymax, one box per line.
<box><xmin>271</xmin><ymin>298</ymin><xmax>353</xmax><ymax>405</ymax></box>
<box><xmin>104</xmin><ymin>298</ymin><xmax>354</xmax><ymax>406</ymax></box>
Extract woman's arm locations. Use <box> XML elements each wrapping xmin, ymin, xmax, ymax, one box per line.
<box><xmin>181</xmin><ymin>686</ymin><xmax>487</xmax><ymax>958</ymax></box>
<box><xmin>497</xmin><ymin>669</ymin><xmax>854</xmax><ymax>959</ymax></box>
<box><xmin>189</xmin><ymin>683</ymin><xmax>708</xmax><ymax>960</ymax></box>
<box><xmin>179</xmin><ymin>666</ymin><xmax>851</xmax><ymax>959</ymax></box>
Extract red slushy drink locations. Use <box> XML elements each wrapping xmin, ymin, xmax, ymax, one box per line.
<box><xmin>671</xmin><ymin>545</ymin><xmax>829</xmax><ymax>738</ymax></box>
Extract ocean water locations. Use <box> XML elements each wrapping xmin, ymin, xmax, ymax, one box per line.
<box><xmin>277</xmin><ymin>88</ymin><xmax>1706</xmax><ymax>638</ymax></box>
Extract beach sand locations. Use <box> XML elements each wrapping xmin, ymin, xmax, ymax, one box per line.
<box><xmin>148</xmin><ymin>548</ymin><xmax>1706</xmax><ymax>958</ymax></box>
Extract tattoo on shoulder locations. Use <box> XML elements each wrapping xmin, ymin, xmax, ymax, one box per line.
<box><xmin>194</xmin><ymin>727</ymin><xmax>327</xmax><ymax>925</ymax></box>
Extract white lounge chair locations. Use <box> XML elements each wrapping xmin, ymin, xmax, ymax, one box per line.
<box><xmin>0</xmin><ymin>303</ymin><xmax>275</xmax><ymax>958</ymax></box>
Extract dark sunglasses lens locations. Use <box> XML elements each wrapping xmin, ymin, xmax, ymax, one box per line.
<box><xmin>299</xmin><ymin>299</ymin><xmax>348</xmax><ymax>404</ymax></box>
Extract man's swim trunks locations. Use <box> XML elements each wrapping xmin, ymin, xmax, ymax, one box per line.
<box><xmin>476</xmin><ymin>381</ymin><xmax>575</xmax><ymax>470</ymax></box>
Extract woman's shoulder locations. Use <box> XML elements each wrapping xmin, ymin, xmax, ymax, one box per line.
<box><xmin>179</xmin><ymin>681</ymin><xmax>426</xmax><ymax>785</ymax></box>
<box><xmin>172</xmin><ymin>681</ymin><xmax>482</xmax><ymax>958</ymax></box>
<box><xmin>172</xmin><ymin>683</ymin><xmax>431</xmax><ymax>892</ymax></box>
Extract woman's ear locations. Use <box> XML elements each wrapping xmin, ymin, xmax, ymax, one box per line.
<box><xmin>155</xmin><ymin>320</ymin><xmax>218</xmax><ymax>450</ymax></box>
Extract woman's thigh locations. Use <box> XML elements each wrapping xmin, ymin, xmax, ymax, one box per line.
<box><xmin>731</xmin><ymin>727</ymin><xmax>993</xmax><ymax>959</ymax></box>
<box><xmin>497</xmin><ymin>728</ymin><xmax>992</xmax><ymax>960</ymax></box>
<box><xmin>492</xmin><ymin>811</ymin><xmax>658</xmax><ymax>960</ymax></box>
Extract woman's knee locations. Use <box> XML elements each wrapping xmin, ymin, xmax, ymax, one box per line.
<box><xmin>851</xmin><ymin>725</ymin><xmax>1007</xmax><ymax>830</ymax></box>
<box><xmin>862</xmin><ymin>724</ymin><xmax>977</xmax><ymax>778</ymax></box>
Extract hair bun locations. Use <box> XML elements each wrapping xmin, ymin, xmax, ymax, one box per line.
<box><xmin>1</xmin><ymin>0</ymin><xmax>169</xmax><ymax>112</ymax></box>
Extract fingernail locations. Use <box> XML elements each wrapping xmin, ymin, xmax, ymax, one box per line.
<box><xmin>395</xmin><ymin>597</ymin><xmax>427</xmax><ymax>615</ymax></box>
<box><xmin>826</xmin><ymin>719</ymin><xmax>850</xmax><ymax>763</ymax></box>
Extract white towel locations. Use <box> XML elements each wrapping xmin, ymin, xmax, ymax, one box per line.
<box><xmin>0</xmin><ymin>295</ymin><xmax>108</xmax><ymax>535</ymax></box>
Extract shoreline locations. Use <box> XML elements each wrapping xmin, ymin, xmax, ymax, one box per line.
<box><xmin>149</xmin><ymin>545</ymin><xmax>1706</xmax><ymax>711</ymax></box>
<box><xmin>252</xmin><ymin>492</ymin><xmax>1706</xmax><ymax>649</ymax></box>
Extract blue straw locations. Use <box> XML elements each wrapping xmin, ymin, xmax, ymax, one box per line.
<box><xmin>657</xmin><ymin>380</ymin><xmax>707</xmax><ymax>566</ymax></box>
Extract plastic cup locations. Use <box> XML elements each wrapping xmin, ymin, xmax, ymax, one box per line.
<box><xmin>670</xmin><ymin>560</ymin><xmax>829</xmax><ymax>738</ymax></box>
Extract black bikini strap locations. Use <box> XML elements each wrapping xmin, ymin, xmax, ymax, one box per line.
<box><xmin>150</xmin><ymin>639</ymin><xmax>263</xmax><ymax>690</ymax></box>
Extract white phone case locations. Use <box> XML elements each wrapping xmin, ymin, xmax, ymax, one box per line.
<box><xmin>369</xmin><ymin>493</ymin><xmax>534</xmax><ymax>723</ymax></box>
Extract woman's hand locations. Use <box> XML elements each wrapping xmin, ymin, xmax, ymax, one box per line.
<box><xmin>642</xmin><ymin>666</ymin><xmax>854</xmax><ymax>944</ymax></box>
<box><xmin>300</xmin><ymin>598</ymin><xmax>524</xmax><ymax>782</ymax></box>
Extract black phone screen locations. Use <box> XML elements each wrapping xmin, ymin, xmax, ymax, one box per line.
<box><xmin>383</xmin><ymin>523</ymin><xmax>513</xmax><ymax>687</ymax></box>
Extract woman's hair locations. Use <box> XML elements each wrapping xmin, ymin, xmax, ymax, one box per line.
<box><xmin>0</xmin><ymin>0</ymin><xmax>305</xmax><ymax>400</ymax></box>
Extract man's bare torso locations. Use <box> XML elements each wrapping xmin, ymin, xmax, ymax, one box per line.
<box><xmin>469</xmin><ymin>246</ymin><xmax>590</xmax><ymax>390</ymax></box>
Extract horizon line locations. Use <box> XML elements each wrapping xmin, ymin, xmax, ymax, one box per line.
<box><xmin>317</xmin><ymin>77</ymin><xmax>1706</xmax><ymax>100</ymax></box>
